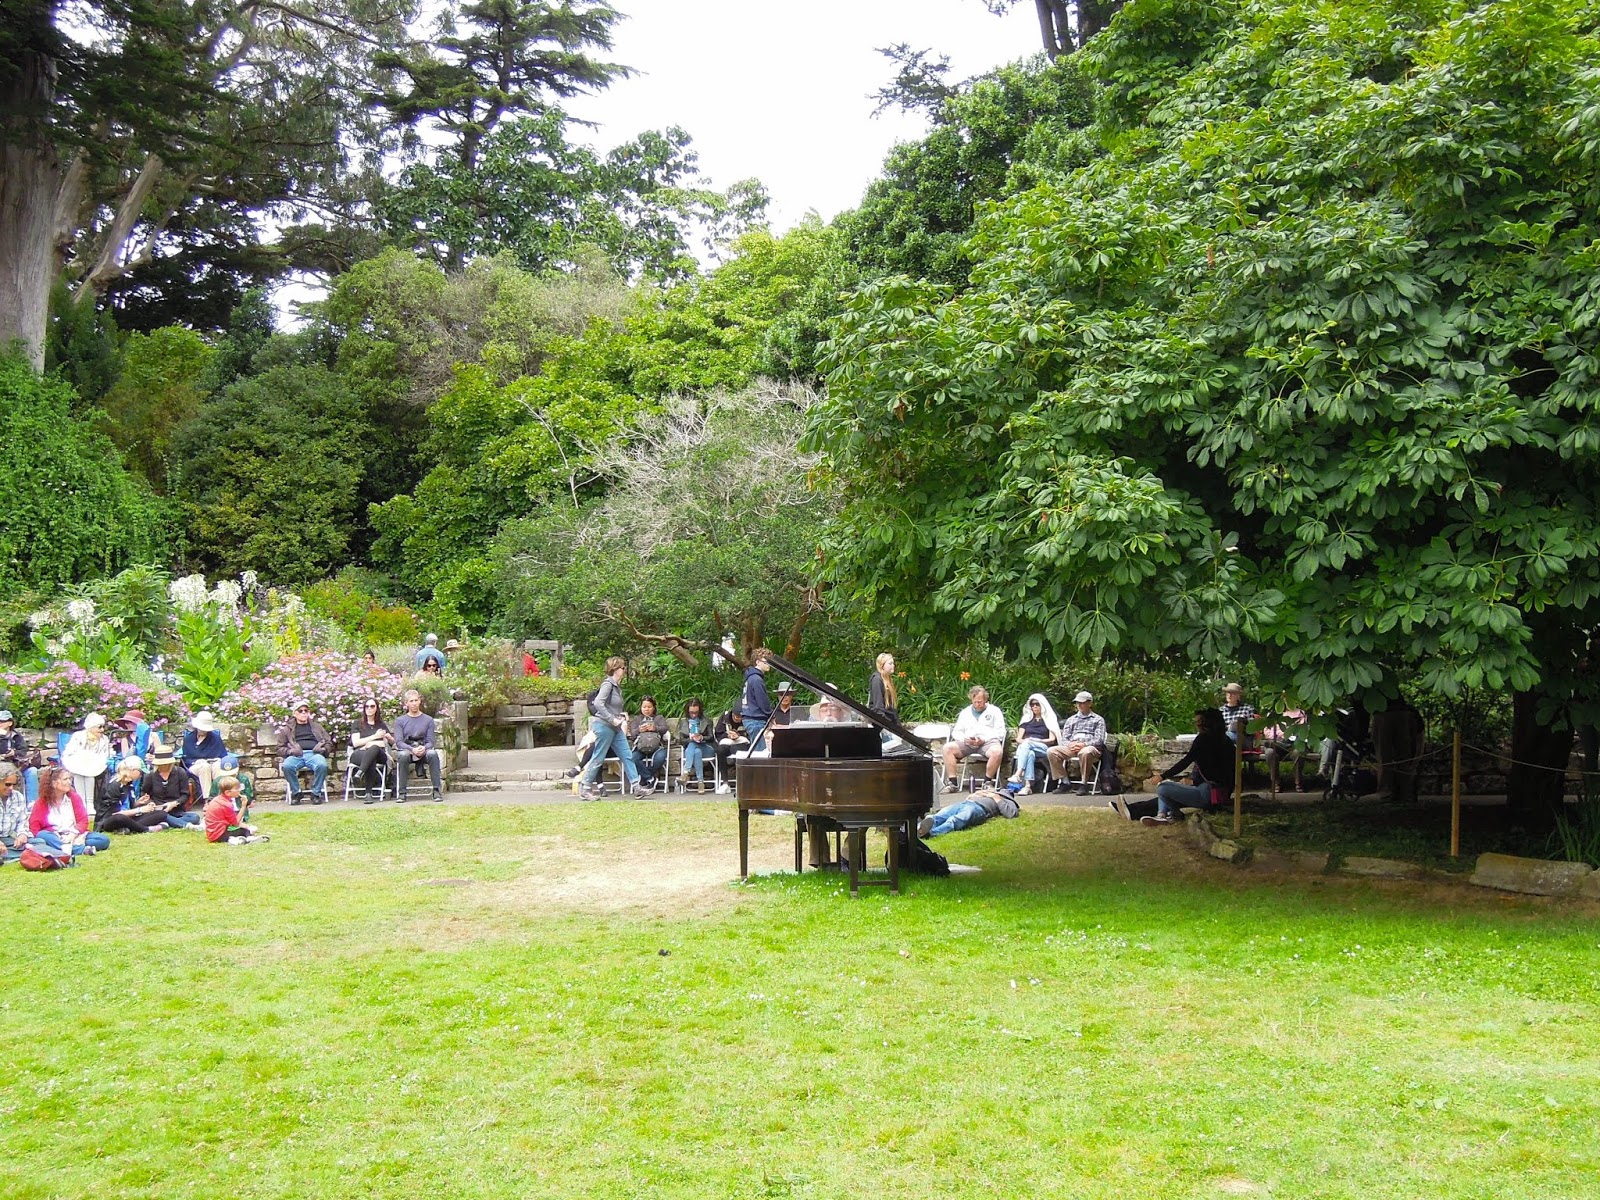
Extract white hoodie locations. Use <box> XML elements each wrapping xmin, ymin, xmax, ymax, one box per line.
<box><xmin>1015</xmin><ymin>692</ymin><xmax>1061</xmax><ymax>742</ymax></box>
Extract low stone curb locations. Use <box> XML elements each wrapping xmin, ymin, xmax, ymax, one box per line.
<box><xmin>1181</xmin><ymin>809</ymin><xmax>1252</xmax><ymax>865</ymax></box>
<box><xmin>1470</xmin><ymin>852</ymin><xmax>1595</xmax><ymax>897</ymax></box>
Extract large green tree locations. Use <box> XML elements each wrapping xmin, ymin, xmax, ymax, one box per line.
<box><xmin>0</xmin><ymin>1</ymin><xmax>416</xmax><ymax>364</ymax></box>
<box><xmin>0</xmin><ymin>355</ymin><xmax>166</xmax><ymax>589</ymax></box>
<box><xmin>811</xmin><ymin>0</ymin><xmax>1600</xmax><ymax>823</ymax></box>
<box><xmin>491</xmin><ymin>382</ymin><xmax>833</xmax><ymax>661</ymax></box>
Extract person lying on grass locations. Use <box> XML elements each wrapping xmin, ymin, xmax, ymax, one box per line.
<box><xmin>204</xmin><ymin>778</ymin><xmax>268</xmax><ymax>844</ymax></box>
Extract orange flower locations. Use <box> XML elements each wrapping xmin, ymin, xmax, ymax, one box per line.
<box><xmin>896</xmin><ymin>671</ymin><xmax>906</xmax><ymax>678</ymax></box>
<box><xmin>959</xmin><ymin>671</ymin><xmax>970</xmax><ymax>681</ymax></box>
<box><xmin>908</xmin><ymin>684</ymin><xmax>917</xmax><ymax>693</ymax></box>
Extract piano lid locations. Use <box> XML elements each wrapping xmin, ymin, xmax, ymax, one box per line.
<box><xmin>762</xmin><ymin>652</ymin><xmax>933</xmax><ymax>755</ymax></box>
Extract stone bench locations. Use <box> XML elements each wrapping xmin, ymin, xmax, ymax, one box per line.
<box><xmin>499</xmin><ymin>712</ymin><xmax>577</xmax><ymax>749</ymax></box>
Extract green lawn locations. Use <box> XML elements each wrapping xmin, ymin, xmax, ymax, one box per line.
<box><xmin>3</xmin><ymin>802</ymin><xmax>1597</xmax><ymax>1199</ymax></box>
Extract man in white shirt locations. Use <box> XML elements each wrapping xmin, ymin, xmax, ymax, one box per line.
<box><xmin>941</xmin><ymin>686</ymin><xmax>1007</xmax><ymax>792</ymax></box>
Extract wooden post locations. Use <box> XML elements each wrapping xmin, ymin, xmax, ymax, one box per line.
<box><xmin>1451</xmin><ymin>730</ymin><xmax>1462</xmax><ymax>858</ymax></box>
<box><xmin>1233</xmin><ymin>740</ymin><xmax>1244</xmax><ymax>837</ymax></box>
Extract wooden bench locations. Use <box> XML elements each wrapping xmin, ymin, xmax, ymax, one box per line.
<box><xmin>499</xmin><ymin>713</ymin><xmax>577</xmax><ymax>749</ymax></box>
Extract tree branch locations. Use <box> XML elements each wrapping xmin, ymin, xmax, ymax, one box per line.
<box><xmin>73</xmin><ymin>152</ymin><xmax>165</xmax><ymax>302</ymax></box>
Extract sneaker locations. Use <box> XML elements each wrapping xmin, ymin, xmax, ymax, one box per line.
<box><xmin>395</xmin><ymin>794</ymin><xmax>408</xmax><ymax>804</ymax></box>
<box><xmin>917</xmin><ymin>816</ymin><xmax>933</xmax><ymax>839</ymax></box>
<box><xmin>578</xmin><ymin>784</ymin><xmax>601</xmax><ymax>801</ymax></box>
<box><xmin>1018</xmin><ymin>782</ymin><xmax>1033</xmax><ymax>796</ymax></box>
<box><xmin>288</xmin><ymin>792</ymin><xmax>302</xmax><ymax>806</ymax></box>
<box><xmin>362</xmin><ymin>790</ymin><xmax>376</xmax><ymax>805</ymax></box>
<box><xmin>244</xmin><ymin>834</ymin><xmax>271</xmax><ymax>843</ymax></box>
<box><xmin>82</xmin><ymin>844</ymin><xmax>98</xmax><ymax>856</ymax></box>
<box><xmin>431</xmin><ymin>790</ymin><xmax>443</xmax><ymax>803</ymax></box>
<box><xmin>1006</xmin><ymin>773</ymin><xmax>1023</xmax><ymax>786</ymax></box>
<box><xmin>715</xmin><ymin>783</ymin><xmax>732</xmax><ymax>795</ymax></box>
<box><xmin>942</xmin><ymin>780</ymin><xmax>959</xmax><ymax>794</ymax></box>
<box><xmin>1140</xmin><ymin>813</ymin><xmax>1175</xmax><ymax>826</ymax></box>
<box><xmin>629</xmin><ymin>782</ymin><xmax>648</xmax><ymax>798</ymax></box>
<box><xmin>1073</xmin><ymin>784</ymin><xmax>1093</xmax><ymax>796</ymax></box>
<box><xmin>1108</xmin><ymin>797</ymin><xmax>1131</xmax><ymax>821</ymax></box>
<box><xmin>983</xmin><ymin>777</ymin><xmax>998</xmax><ymax>789</ymax></box>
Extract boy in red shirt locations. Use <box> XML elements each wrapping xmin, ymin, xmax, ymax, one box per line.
<box><xmin>204</xmin><ymin>778</ymin><xmax>267</xmax><ymax>843</ymax></box>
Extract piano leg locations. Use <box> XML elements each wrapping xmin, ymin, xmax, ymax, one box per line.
<box><xmin>846</xmin><ymin>829</ymin><xmax>861</xmax><ymax>897</ymax></box>
<box><xmin>887</xmin><ymin>819</ymin><xmax>901</xmax><ymax>894</ymax></box>
<box><xmin>794</xmin><ymin>816</ymin><xmax>804</xmax><ymax>873</ymax></box>
<box><xmin>739</xmin><ymin>807</ymin><xmax>749</xmax><ymax>879</ymax></box>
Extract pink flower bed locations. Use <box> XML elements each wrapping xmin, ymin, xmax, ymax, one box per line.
<box><xmin>218</xmin><ymin>652</ymin><xmax>406</xmax><ymax>741</ymax></box>
<box><xmin>0</xmin><ymin>663</ymin><xmax>189</xmax><ymax>731</ymax></box>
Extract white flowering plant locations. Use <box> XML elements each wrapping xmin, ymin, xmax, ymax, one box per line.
<box><xmin>26</xmin><ymin>597</ymin><xmax>148</xmax><ymax>677</ymax></box>
<box><xmin>168</xmin><ymin>573</ymin><xmax>272</xmax><ymax>708</ymax></box>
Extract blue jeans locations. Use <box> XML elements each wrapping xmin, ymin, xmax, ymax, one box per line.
<box><xmin>163</xmin><ymin>811</ymin><xmax>201</xmax><ymax>827</ymax></box>
<box><xmin>580</xmin><ymin>719</ymin><xmax>638</xmax><ymax>786</ymax></box>
<box><xmin>1013</xmin><ymin>739</ymin><xmax>1050</xmax><ymax>783</ymax></box>
<box><xmin>637</xmin><ymin>745</ymin><xmax>667</xmax><ymax>785</ymax></box>
<box><xmin>926</xmin><ymin>799</ymin><xmax>991</xmax><ymax>838</ymax></box>
<box><xmin>1156</xmin><ymin>779</ymin><xmax>1211</xmax><ymax>817</ymax></box>
<box><xmin>744</xmin><ymin>718</ymin><xmax>768</xmax><ymax>751</ymax></box>
<box><xmin>280</xmin><ymin>753</ymin><xmax>329</xmax><ymax>796</ymax></box>
<box><xmin>34</xmin><ymin>829</ymin><xmax>111</xmax><ymax>856</ymax></box>
<box><xmin>24</xmin><ymin>766</ymin><xmax>39</xmax><ymax>803</ymax></box>
<box><xmin>682</xmin><ymin>741</ymin><xmax>708</xmax><ymax>780</ymax></box>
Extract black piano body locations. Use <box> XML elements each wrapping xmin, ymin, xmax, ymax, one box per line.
<box><xmin>735</xmin><ymin>655</ymin><xmax>935</xmax><ymax>895</ymax></box>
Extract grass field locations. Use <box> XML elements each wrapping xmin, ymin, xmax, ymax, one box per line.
<box><xmin>2</xmin><ymin>801</ymin><xmax>1597</xmax><ymax>1199</ymax></box>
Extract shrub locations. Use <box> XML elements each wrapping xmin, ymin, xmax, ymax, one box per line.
<box><xmin>219</xmin><ymin>652</ymin><xmax>405</xmax><ymax>742</ymax></box>
<box><xmin>0</xmin><ymin>663</ymin><xmax>189</xmax><ymax>732</ymax></box>
<box><xmin>361</xmin><ymin>605</ymin><xmax>420</xmax><ymax>645</ymax></box>
<box><xmin>167</xmin><ymin>572</ymin><xmax>275</xmax><ymax>708</ymax></box>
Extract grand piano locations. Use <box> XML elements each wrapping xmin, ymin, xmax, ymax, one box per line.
<box><xmin>736</xmin><ymin>654</ymin><xmax>935</xmax><ymax>896</ymax></box>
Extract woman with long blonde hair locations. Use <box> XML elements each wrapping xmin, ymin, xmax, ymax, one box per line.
<box><xmin>868</xmin><ymin>652</ymin><xmax>899</xmax><ymax>723</ymax></box>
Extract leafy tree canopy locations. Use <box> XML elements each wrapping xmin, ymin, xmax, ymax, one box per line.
<box><xmin>811</xmin><ymin>0</ymin><xmax>1600</xmax><ymax>739</ymax></box>
<box><xmin>490</xmin><ymin>381</ymin><xmax>832</xmax><ymax>661</ymax></box>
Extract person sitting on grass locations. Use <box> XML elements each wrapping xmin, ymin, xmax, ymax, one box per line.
<box><xmin>940</xmin><ymin>686</ymin><xmax>1007</xmax><ymax>792</ymax></box>
<box><xmin>678</xmin><ymin>698</ymin><xmax>713</xmax><ymax>792</ymax></box>
<box><xmin>628</xmin><ymin>696</ymin><xmax>670</xmax><ymax>793</ymax></box>
<box><xmin>1142</xmin><ymin>708</ymin><xmax>1235</xmax><ymax>826</ymax></box>
<box><xmin>277</xmin><ymin>700</ymin><xmax>333</xmax><ymax>804</ymax></box>
<box><xmin>141</xmin><ymin>748</ymin><xmax>203</xmax><ymax>828</ymax></box>
<box><xmin>393</xmin><ymin>689</ymin><xmax>444</xmax><ymax>803</ymax></box>
<box><xmin>204</xmin><ymin>777</ymin><xmax>267</xmax><ymax>843</ymax></box>
<box><xmin>1</xmin><ymin>763</ymin><xmax>30</xmax><ymax>863</ymax></box>
<box><xmin>95</xmin><ymin>756</ymin><xmax>171</xmax><ymax>835</ymax></box>
<box><xmin>918</xmin><ymin>785</ymin><xmax>1022</xmax><ymax>839</ymax></box>
<box><xmin>29</xmin><ymin>765</ymin><xmax>111</xmax><ymax>858</ymax></box>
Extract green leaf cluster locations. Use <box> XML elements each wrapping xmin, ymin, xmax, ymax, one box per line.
<box><xmin>812</xmin><ymin>0</ymin><xmax>1600</xmax><ymax>717</ymax></box>
<box><xmin>0</xmin><ymin>355</ymin><xmax>167</xmax><ymax>592</ymax></box>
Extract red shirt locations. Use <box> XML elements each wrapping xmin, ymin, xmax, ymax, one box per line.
<box><xmin>204</xmin><ymin>795</ymin><xmax>241</xmax><ymax>842</ymax></box>
<box><xmin>523</xmin><ymin>653</ymin><xmax>541</xmax><ymax>676</ymax></box>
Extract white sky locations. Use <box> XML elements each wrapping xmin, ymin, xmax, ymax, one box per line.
<box><xmin>566</xmin><ymin>0</ymin><xmax>1045</xmax><ymax>231</ymax></box>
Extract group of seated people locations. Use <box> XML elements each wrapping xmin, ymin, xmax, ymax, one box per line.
<box><xmin>1</xmin><ymin>708</ymin><xmax>268</xmax><ymax>864</ymax></box>
<box><xmin>939</xmin><ymin>686</ymin><xmax>1110</xmax><ymax>796</ymax></box>
<box><xmin>334</xmin><ymin>689</ymin><xmax>444</xmax><ymax>804</ymax></box>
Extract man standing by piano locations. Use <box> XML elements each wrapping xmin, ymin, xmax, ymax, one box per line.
<box><xmin>739</xmin><ymin>647</ymin><xmax>775</xmax><ymax>751</ymax></box>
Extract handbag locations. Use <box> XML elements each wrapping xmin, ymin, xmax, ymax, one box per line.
<box><xmin>20</xmin><ymin>845</ymin><xmax>73</xmax><ymax>870</ymax></box>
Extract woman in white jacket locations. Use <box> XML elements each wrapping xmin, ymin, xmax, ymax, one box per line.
<box><xmin>61</xmin><ymin>712</ymin><xmax>113</xmax><ymax>805</ymax></box>
<box><xmin>1007</xmin><ymin>693</ymin><xmax>1061</xmax><ymax>794</ymax></box>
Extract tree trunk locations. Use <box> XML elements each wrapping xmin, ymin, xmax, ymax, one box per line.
<box><xmin>1508</xmin><ymin>690</ymin><xmax>1572</xmax><ymax>832</ymax></box>
<box><xmin>0</xmin><ymin>35</ymin><xmax>60</xmax><ymax>369</ymax></box>
<box><xmin>71</xmin><ymin>152</ymin><xmax>165</xmax><ymax>303</ymax></box>
<box><xmin>1034</xmin><ymin>0</ymin><xmax>1071</xmax><ymax>58</ymax></box>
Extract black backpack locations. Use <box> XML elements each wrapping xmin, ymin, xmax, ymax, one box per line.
<box><xmin>1096</xmin><ymin>741</ymin><xmax>1124</xmax><ymax>795</ymax></box>
<box><xmin>891</xmin><ymin>828</ymin><xmax>951</xmax><ymax>876</ymax></box>
<box><xmin>585</xmin><ymin>687</ymin><xmax>602</xmax><ymax>716</ymax></box>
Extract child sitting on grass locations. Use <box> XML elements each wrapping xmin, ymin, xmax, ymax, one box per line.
<box><xmin>203</xmin><ymin>778</ymin><xmax>268</xmax><ymax>844</ymax></box>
